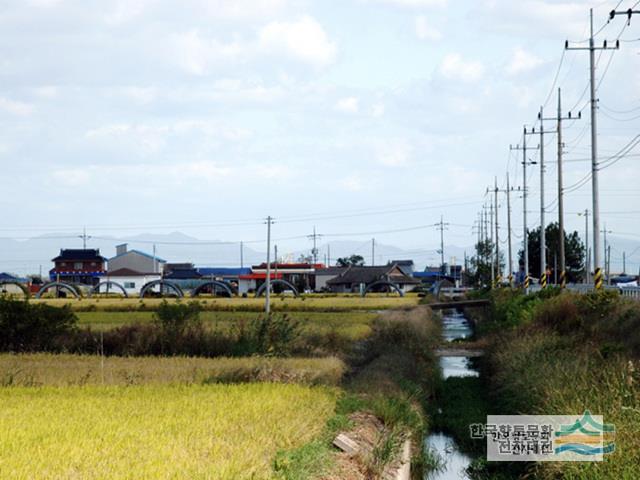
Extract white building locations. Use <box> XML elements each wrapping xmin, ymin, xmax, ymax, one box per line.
<box><xmin>106</xmin><ymin>268</ymin><xmax>161</xmax><ymax>296</ymax></box>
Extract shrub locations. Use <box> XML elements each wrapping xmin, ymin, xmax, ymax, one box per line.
<box><xmin>232</xmin><ymin>314</ymin><xmax>302</xmax><ymax>357</ymax></box>
<box><xmin>153</xmin><ymin>300</ymin><xmax>202</xmax><ymax>335</ymax></box>
<box><xmin>0</xmin><ymin>297</ymin><xmax>77</xmax><ymax>352</ymax></box>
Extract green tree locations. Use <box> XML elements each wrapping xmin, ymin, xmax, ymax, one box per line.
<box><xmin>518</xmin><ymin>222</ymin><xmax>585</xmax><ymax>282</ymax></box>
<box><xmin>468</xmin><ymin>239</ymin><xmax>504</xmax><ymax>287</ymax></box>
<box><xmin>336</xmin><ymin>255</ymin><xmax>365</xmax><ymax>267</ymax></box>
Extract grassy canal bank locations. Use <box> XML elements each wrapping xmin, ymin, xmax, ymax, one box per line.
<box><xmin>432</xmin><ymin>288</ymin><xmax>640</xmax><ymax>479</ymax></box>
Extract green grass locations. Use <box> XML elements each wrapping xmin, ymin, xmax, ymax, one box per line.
<box><xmin>0</xmin><ymin>353</ymin><xmax>346</xmax><ymax>387</ymax></box>
<box><xmin>431</xmin><ymin>375</ymin><xmax>489</xmax><ymax>455</ymax></box>
<box><xmin>0</xmin><ymin>384</ymin><xmax>336</xmax><ymax>479</ymax></box>
<box><xmin>482</xmin><ymin>291</ymin><xmax>640</xmax><ymax>479</ymax></box>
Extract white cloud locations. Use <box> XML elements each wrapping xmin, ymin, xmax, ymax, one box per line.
<box><xmin>506</xmin><ymin>47</ymin><xmax>544</xmax><ymax>76</ymax></box>
<box><xmin>119</xmin><ymin>86</ymin><xmax>158</xmax><ymax>104</ymax></box>
<box><xmin>509</xmin><ymin>85</ymin><xmax>534</xmax><ymax>108</ymax></box>
<box><xmin>51</xmin><ymin>169</ymin><xmax>91</xmax><ymax>187</ymax></box>
<box><xmin>0</xmin><ymin>98</ymin><xmax>34</xmax><ymax>116</ymax></box>
<box><xmin>171</xmin><ymin>30</ymin><xmax>245</xmax><ymax>75</ymax></box>
<box><xmin>371</xmin><ymin>103</ymin><xmax>385</xmax><ymax>118</ymax></box>
<box><xmin>439</xmin><ymin>53</ymin><xmax>485</xmax><ymax>82</ymax></box>
<box><xmin>85</xmin><ymin>121</ymin><xmax>250</xmax><ymax>150</ymax></box>
<box><xmin>214</xmin><ymin>0</ymin><xmax>289</xmax><ymax>19</ymax></box>
<box><xmin>415</xmin><ymin>15</ymin><xmax>442</xmax><ymax>40</ymax></box>
<box><xmin>32</xmin><ymin>86</ymin><xmax>58</xmax><ymax>99</ymax></box>
<box><xmin>369</xmin><ymin>0</ymin><xmax>448</xmax><ymax>7</ymax></box>
<box><xmin>258</xmin><ymin>16</ymin><xmax>337</xmax><ymax>68</ymax></box>
<box><xmin>339</xmin><ymin>175</ymin><xmax>365</xmax><ymax>192</ymax></box>
<box><xmin>375</xmin><ymin>139</ymin><xmax>413</xmax><ymax>167</ymax></box>
<box><xmin>105</xmin><ymin>0</ymin><xmax>153</xmax><ymax>25</ymax></box>
<box><xmin>336</xmin><ymin>96</ymin><xmax>359</xmax><ymax>113</ymax></box>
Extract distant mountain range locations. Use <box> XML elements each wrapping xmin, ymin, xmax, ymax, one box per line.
<box><xmin>1</xmin><ymin>231</ymin><xmax>637</xmax><ymax>277</ymax></box>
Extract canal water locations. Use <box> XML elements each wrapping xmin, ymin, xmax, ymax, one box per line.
<box><xmin>424</xmin><ymin>311</ymin><xmax>477</xmax><ymax>480</ymax></box>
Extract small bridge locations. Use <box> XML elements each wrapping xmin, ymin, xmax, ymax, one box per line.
<box><xmin>435</xmin><ymin>348</ymin><xmax>484</xmax><ymax>357</ymax></box>
<box><xmin>428</xmin><ymin>298</ymin><xmax>490</xmax><ymax>310</ymax></box>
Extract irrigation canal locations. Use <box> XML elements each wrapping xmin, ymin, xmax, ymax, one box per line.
<box><xmin>424</xmin><ymin>311</ymin><xmax>479</xmax><ymax>479</ymax></box>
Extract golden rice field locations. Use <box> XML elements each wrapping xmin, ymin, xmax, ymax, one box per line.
<box><xmin>0</xmin><ymin>353</ymin><xmax>345</xmax><ymax>386</ymax></box>
<box><xmin>0</xmin><ymin>383</ymin><xmax>336</xmax><ymax>479</ymax></box>
<box><xmin>32</xmin><ymin>294</ymin><xmax>419</xmax><ymax>312</ymax></box>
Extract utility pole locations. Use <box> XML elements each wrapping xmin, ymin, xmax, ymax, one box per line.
<box><xmin>265</xmin><ymin>216</ymin><xmax>273</xmax><ymax>316</ymax></box>
<box><xmin>609</xmin><ymin>7</ymin><xmax>640</xmax><ymax>24</ymax></box>
<box><xmin>578</xmin><ymin>210</ymin><xmax>589</xmax><ymax>284</ymax></box>
<box><xmin>152</xmin><ymin>244</ymin><xmax>157</xmax><ymax>274</ymax></box>
<box><xmin>436</xmin><ymin>216</ymin><xmax>450</xmax><ymax>276</ymax></box>
<box><xmin>537</xmin><ymin>89</ymin><xmax>581</xmax><ymax>288</ymax></box>
<box><xmin>511</xmin><ymin>130</ymin><xmax>539</xmax><ymax>291</ymax></box>
<box><xmin>566</xmin><ymin>9</ymin><xmax>619</xmax><ymax>290</ymax></box>
<box><xmin>601</xmin><ymin>225</ymin><xmax>612</xmax><ymax>284</ymax></box>
<box><xmin>488</xmin><ymin>178</ymin><xmax>507</xmax><ymax>286</ymax></box>
<box><xmin>308</xmin><ymin>226</ymin><xmax>322</xmax><ymax>265</ymax></box>
<box><xmin>483</xmin><ymin>206</ymin><xmax>489</xmax><ymax>244</ymax></box>
<box><xmin>240</xmin><ymin>241</ymin><xmax>244</xmax><ymax>269</ymax></box>
<box><xmin>78</xmin><ymin>227</ymin><xmax>91</xmax><ymax>249</ymax></box>
<box><xmin>537</xmin><ymin>107</ymin><xmax>547</xmax><ymax>288</ymax></box>
<box><xmin>489</xmin><ymin>201</ymin><xmax>495</xmax><ymax>285</ymax></box>
<box><xmin>506</xmin><ymin>173</ymin><xmax>514</xmax><ymax>286</ymax></box>
<box><xmin>327</xmin><ymin>244</ymin><xmax>331</xmax><ymax>266</ymax></box>
<box><xmin>371</xmin><ymin>238</ymin><xmax>375</xmax><ymax>267</ymax></box>
<box><xmin>623</xmin><ymin>251</ymin><xmax>626</xmax><ymax>275</ymax></box>
<box><xmin>274</xmin><ymin>245</ymin><xmax>278</xmax><ymax>278</ymax></box>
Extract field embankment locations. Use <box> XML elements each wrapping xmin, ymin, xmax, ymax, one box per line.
<box><xmin>0</xmin><ymin>354</ymin><xmax>345</xmax><ymax>386</ymax></box>
<box><xmin>479</xmin><ymin>289</ymin><xmax>640</xmax><ymax>479</ymax></box>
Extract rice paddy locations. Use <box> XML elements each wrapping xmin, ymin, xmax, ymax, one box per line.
<box><xmin>0</xmin><ymin>383</ymin><xmax>337</xmax><ymax>479</ymax></box>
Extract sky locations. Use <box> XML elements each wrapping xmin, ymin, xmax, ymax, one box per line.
<box><xmin>0</xmin><ymin>0</ymin><xmax>639</xmax><ymax>273</ymax></box>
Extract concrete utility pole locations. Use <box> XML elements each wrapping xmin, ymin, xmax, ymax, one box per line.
<box><xmin>489</xmin><ymin>201</ymin><xmax>495</xmax><ymax>285</ymax></box>
<box><xmin>609</xmin><ymin>7</ymin><xmax>640</xmax><ymax>24</ymax></box>
<box><xmin>537</xmin><ymin>108</ymin><xmax>547</xmax><ymax>287</ymax></box>
<box><xmin>511</xmin><ymin>130</ymin><xmax>539</xmax><ymax>291</ymax></box>
<box><xmin>601</xmin><ymin>225</ymin><xmax>612</xmax><ymax>283</ymax></box>
<box><xmin>494</xmin><ymin>178</ymin><xmax>500</xmax><ymax>281</ymax></box>
<box><xmin>623</xmin><ymin>251</ymin><xmax>626</xmax><ymax>275</ymax></box>
<box><xmin>78</xmin><ymin>227</ymin><xmax>91</xmax><ymax>249</ymax></box>
<box><xmin>537</xmin><ymin>89</ymin><xmax>581</xmax><ymax>288</ymax></box>
<box><xmin>265</xmin><ymin>216</ymin><xmax>273</xmax><ymax>316</ymax></box>
<box><xmin>506</xmin><ymin>173</ymin><xmax>514</xmax><ymax>286</ymax></box>
<box><xmin>240</xmin><ymin>241</ymin><xmax>244</xmax><ymax>269</ymax></box>
<box><xmin>308</xmin><ymin>226</ymin><xmax>322</xmax><ymax>265</ymax></box>
<box><xmin>566</xmin><ymin>9</ymin><xmax>619</xmax><ymax>289</ymax></box>
<box><xmin>274</xmin><ymin>245</ymin><xmax>278</xmax><ymax>279</ymax></box>
<box><xmin>578</xmin><ymin>210</ymin><xmax>590</xmax><ymax>283</ymax></box>
<box><xmin>327</xmin><ymin>244</ymin><xmax>331</xmax><ymax>266</ymax></box>
<box><xmin>436</xmin><ymin>216</ymin><xmax>450</xmax><ymax>275</ymax></box>
<box><xmin>488</xmin><ymin>178</ymin><xmax>508</xmax><ymax>286</ymax></box>
<box><xmin>371</xmin><ymin>238</ymin><xmax>375</xmax><ymax>266</ymax></box>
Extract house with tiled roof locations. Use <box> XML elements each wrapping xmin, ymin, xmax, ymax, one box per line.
<box><xmin>326</xmin><ymin>264</ymin><xmax>419</xmax><ymax>294</ymax></box>
<box><xmin>50</xmin><ymin>249</ymin><xmax>107</xmax><ymax>286</ymax></box>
